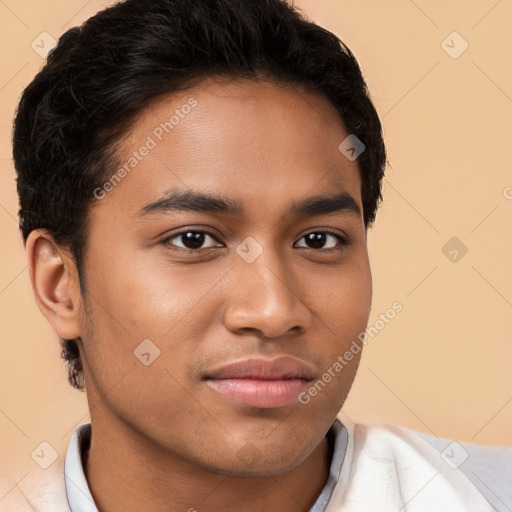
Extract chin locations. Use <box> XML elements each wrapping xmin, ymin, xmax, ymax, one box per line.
<box><xmin>199</xmin><ymin>438</ymin><xmax>314</xmax><ymax>478</ymax></box>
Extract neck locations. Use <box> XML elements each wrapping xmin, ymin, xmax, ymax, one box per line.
<box><xmin>84</xmin><ymin>409</ymin><xmax>333</xmax><ymax>512</ymax></box>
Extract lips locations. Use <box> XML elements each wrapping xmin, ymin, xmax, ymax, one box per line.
<box><xmin>204</xmin><ymin>356</ymin><xmax>314</xmax><ymax>408</ymax></box>
<box><xmin>204</xmin><ymin>356</ymin><xmax>315</xmax><ymax>381</ymax></box>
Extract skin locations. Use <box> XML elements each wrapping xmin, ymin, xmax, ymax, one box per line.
<box><xmin>26</xmin><ymin>78</ymin><xmax>373</xmax><ymax>512</ymax></box>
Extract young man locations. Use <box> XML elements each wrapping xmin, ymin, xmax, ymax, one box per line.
<box><xmin>9</xmin><ymin>0</ymin><xmax>510</xmax><ymax>510</ymax></box>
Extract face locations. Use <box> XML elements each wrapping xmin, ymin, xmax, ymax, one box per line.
<box><xmin>78</xmin><ymin>78</ymin><xmax>372</xmax><ymax>475</ymax></box>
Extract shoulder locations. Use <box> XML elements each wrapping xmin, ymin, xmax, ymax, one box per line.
<box><xmin>412</xmin><ymin>427</ymin><xmax>512</xmax><ymax>512</ymax></box>
<box><xmin>1</xmin><ymin>461</ymin><xmax>71</xmax><ymax>512</ymax></box>
<box><xmin>0</xmin><ymin>426</ymin><xmax>90</xmax><ymax>512</ymax></box>
<box><xmin>326</xmin><ymin>417</ymin><xmax>505</xmax><ymax>511</ymax></box>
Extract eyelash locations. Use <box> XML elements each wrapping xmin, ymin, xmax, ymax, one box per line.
<box><xmin>161</xmin><ymin>228</ymin><xmax>349</xmax><ymax>255</ymax></box>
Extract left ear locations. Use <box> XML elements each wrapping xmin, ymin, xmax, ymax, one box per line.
<box><xmin>25</xmin><ymin>229</ymin><xmax>83</xmax><ymax>340</ymax></box>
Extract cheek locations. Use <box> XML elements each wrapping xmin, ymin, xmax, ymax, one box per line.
<box><xmin>84</xmin><ymin>240</ymin><xmax>218</xmax><ymax>335</ymax></box>
<box><xmin>299</xmin><ymin>262</ymin><xmax>370</xmax><ymax>413</ymax></box>
<box><xmin>120</xmin><ymin>261</ymin><xmax>229</xmax><ymax>340</ymax></box>
<box><xmin>314</xmin><ymin>252</ymin><xmax>372</xmax><ymax>338</ymax></box>
<box><xmin>78</xmin><ymin>255</ymin><xmax>224</xmax><ymax>387</ymax></box>
<box><xmin>310</xmin><ymin>254</ymin><xmax>371</xmax><ymax>394</ymax></box>
<box><xmin>340</xmin><ymin>264</ymin><xmax>372</xmax><ymax>332</ymax></box>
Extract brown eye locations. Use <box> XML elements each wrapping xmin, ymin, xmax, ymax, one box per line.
<box><xmin>296</xmin><ymin>231</ymin><xmax>347</xmax><ymax>250</ymax></box>
<box><xmin>163</xmin><ymin>230</ymin><xmax>222</xmax><ymax>252</ymax></box>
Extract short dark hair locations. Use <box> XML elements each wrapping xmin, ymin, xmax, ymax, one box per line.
<box><xmin>12</xmin><ymin>0</ymin><xmax>386</xmax><ymax>391</ymax></box>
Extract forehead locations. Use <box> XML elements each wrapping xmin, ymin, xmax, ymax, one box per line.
<box><xmin>99</xmin><ymin>78</ymin><xmax>363</xmax><ymax>219</ymax></box>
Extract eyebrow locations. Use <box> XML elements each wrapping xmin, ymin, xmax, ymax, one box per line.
<box><xmin>137</xmin><ymin>189</ymin><xmax>361</xmax><ymax>219</ymax></box>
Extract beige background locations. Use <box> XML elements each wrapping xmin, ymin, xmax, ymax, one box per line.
<box><xmin>1</xmin><ymin>0</ymin><xmax>511</xmax><ymax>490</ymax></box>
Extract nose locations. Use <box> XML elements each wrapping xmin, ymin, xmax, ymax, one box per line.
<box><xmin>222</xmin><ymin>246</ymin><xmax>313</xmax><ymax>338</ymax></box>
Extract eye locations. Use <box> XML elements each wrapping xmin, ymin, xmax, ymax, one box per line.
<box><xmin>162</xmin><ymin>230</ymin><xmax>222</xmax><ymax>252</ymax></box>
<box><xmin>295</xmin><ymin>231</ymin><xmax>348</xmax><ymax>250</ymax></box>
<box><xmin>162</xmin><ymin>228</ymin><xmax>348</xmax><ymax>254</ymax></box>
